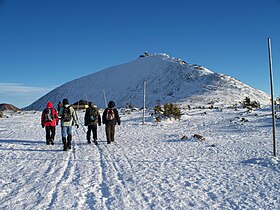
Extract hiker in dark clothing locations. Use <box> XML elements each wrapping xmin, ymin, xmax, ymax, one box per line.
<box><xmin>102</xmin><ymin>101</ymin><xmax>121</xmax><ymax>144</ymax></box>
<box><xmin>57</xmin><ymin>101</ymin><xmax>63</xmax><ymax>114</ymax></box>
<box><xmin>84</xmin><ymin>102</ymin><xmax>101</xmax><ymax>145</ymax></box>
<box><xmin>41</xmin><ymin>101</ymin><xmax>59</xmax><ymax>145</ymax></box>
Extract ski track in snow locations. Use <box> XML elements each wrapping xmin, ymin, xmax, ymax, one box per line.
<box><xmin>0</xmin><ymin>108</ymin><xmax>279</xmax><ymax>209</ymax></box>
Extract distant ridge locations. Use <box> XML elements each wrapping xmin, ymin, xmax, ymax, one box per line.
<box><xmin>25</xmin><ymin>53</ymin><xmax>270</xmax><ymax>111</ymax></box>
<box><xmin>0</xmin><ymin>103</ymin><xmax>21</xmax><ymax>112</ymax></box>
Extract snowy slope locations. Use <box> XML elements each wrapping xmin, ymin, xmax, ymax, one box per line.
<box><xmin>0</xmin><ymin>107</ymin><xmax>279</xmax><ymax>209</ymax></box>
<box><xmin>25</xmin><ymin>53</ymin><xmax>270</xmax><ymax>111</ymax></box>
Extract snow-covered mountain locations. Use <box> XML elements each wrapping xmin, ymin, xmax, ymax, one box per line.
<box><xmin>25</xmin><ymin>53</ymin><xmax>270</xmax><ymax>110</ymax></box>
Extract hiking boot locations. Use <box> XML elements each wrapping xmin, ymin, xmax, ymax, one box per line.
<box><xmin>62</xmin><ymin>138</ymin><xmax>67</xmax><ymax>151</ymax></box>
<box><xmin>87</xmin><ymin>139</ymin><xmax>91</xmax><ymax>144</ymax></box>
<box><xmin>93</xmin><ymin>139</ymin><xmax>98</xmax><ymax>145</ymax></box>
<box><xmin>50</xmin><ymin>138</ymin><xmax>54</xmax><ymax>145</ymax></box>
<box><xmin>67</xmin><ymin>135</ymin><xmax>72</xmax><ymax>149</ymax></box>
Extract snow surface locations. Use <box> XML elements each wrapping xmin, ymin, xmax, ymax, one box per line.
<box><xmin>0</xmin><ymin>106</ymin><xmax>279</xmax><ymax>209</ymax></box>
<box><xmin>25</xmin><ymin>53</ymin><xmax>270</xmax><ymax>111</ymax></box>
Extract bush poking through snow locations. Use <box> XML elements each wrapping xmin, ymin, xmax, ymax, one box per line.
<box><xmin>154</xmin><ymin>103</ymin><xmax>182</xmax><ymax>122</ymax></box>
<box><xmin>242</xmin><ymin>97</ymin><xmax>260</xmax><ymax>109</ymax></box>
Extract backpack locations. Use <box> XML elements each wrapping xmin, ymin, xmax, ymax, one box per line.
<box><xmin>44</xmin><ymin>108</ymin><xmax>54</xmax><ymax>122</ymax></box>
<box><xmin>62</xmin><ymin>106</ymin><xmax>72</xmax><ymax>122</ymax></box>
<box><xmin>106</xmin><ymin>109</ymin><xmax>115</xmax><ymax>121</ymax></box>
<box><xmin>89</xmin><ymin>108</ymin><xmax>98</xmax><ymax>122</ymax></box>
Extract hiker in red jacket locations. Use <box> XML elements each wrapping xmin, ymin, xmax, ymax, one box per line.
<box><xmin>41</xmin><ymin>102</ymin><xmax>59</xmax><ymax>145</ymax></box>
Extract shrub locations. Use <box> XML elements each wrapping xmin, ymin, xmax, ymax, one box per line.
<box><xmin>242</xmin><ymin>97</ymin><xmax>260</xmax><ymax>109</ymax></box>
<box><xmin>154</xmin><ymin>103</ymin><xmax>182</xmax><ymax>122</ymax></box>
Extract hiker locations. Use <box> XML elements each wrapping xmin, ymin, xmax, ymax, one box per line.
<box><xmin>58</xmin><ymin>98</ymin><xmax>79</xmax><ymax>151</ymax></box>
<box><xmin>57</xmin><ymin>101</ymin><xmax>62</xmax><ymax>113</ymax></box>
<box><xmin>41</xmin><ymin>102</ymin><xmax>59</xmax><ymax>145</ymax></box>
<box><xmin>84</xmin><ymin>102</ymin><xmax>101</xmax><ymax>145</ymax></box>
<box><xmin>102</xmin><ymin>101</ymin><xmax>121</xmax><ymax>144</ymax></box>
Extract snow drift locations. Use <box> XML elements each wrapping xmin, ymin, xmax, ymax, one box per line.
<box><xmin>25</xmin><ymin>53</ymin><xmax>270</xmax><ymax>110</ymax></box>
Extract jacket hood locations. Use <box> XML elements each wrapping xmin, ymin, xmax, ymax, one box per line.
<box><xmin>47</xmin><ymin>102</ymin><xmax>53</xmax><ymax>108</ymax></box>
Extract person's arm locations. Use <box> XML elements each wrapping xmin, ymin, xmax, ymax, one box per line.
<box><xmin>102</xmin><ymin>108</ymin><xmax>107</xmax><ymax>124</ymax></box>
<box><xmin>84</xmin><ymin>109</ymin><xmax>88</xmax><ymax>126</ymax></box>
<box><xmin>115</xmin><ymin>109</ymin><xmax>121</xmax><ymax>125</ymax></box>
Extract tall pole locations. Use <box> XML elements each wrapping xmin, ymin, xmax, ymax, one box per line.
<box><xmin>103</xmin><ymin>89</ymin><xmax>107</xmax><ymax>108</ymax></box>
<box><xmin>268</xmin><ymin>37</ymin><xmax>276</xmax><ymax>157</ymax></box>
<box><xmin>143</xmin><ymin>81</ymin><xmax>146</xmax><ymax>124</ymax></box>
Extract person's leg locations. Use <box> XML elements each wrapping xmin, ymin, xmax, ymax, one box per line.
<box><xmin>45</xmin><ymin>126</ymin><xmax>51</xmax><ymax>145</ymax></box>
<box><xmin>61</xmin><ymin>126</ymin><xmax>67</xmax><ymax>151</ymax></box>
<box><xmin>50</xmin><ymin>126</ymin><xmax>55</xmax><ymax>145</ymax></box>
<box><xmin>111</xmin><ymin>125</ymin><xmax>115</xmax><ymax>142</ymax></box>
<box><xmin>67</xmin><ymin>126</ymin><xmax>73</xmax><ymax>149</ymax></box>
<box><xmin>105</xmin><ymin>125</ymin><xmax>111</xmax><ymax>144</ymax></box>
<box><xmin>87</xmin><ymin>126</ymin><xmax>91</xmax><ymax>143</ymax></box>
<box><xmin>93</xmin><ymin>125</ymin><xmax>98</xmax><ymax>145</ymax></box>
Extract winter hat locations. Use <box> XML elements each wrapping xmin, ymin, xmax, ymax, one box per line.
<box><xmin>62</xmin><ymin>98</ymin><xmax>69</xmax><ymax>105</ymax></box>
<box><xmin>47</xmin><ymin>101</ymin><xmax>53</xmax><ymax>108</ymax></box>
<box><xmin>108</xmin><ymin>101</ymin><xmax>115</xmax><ymax>108</ymax></box>
<box><xmin>89</xmin><ymin>102</ymin><xmax>94</xmax><ymax>107</ymax></box>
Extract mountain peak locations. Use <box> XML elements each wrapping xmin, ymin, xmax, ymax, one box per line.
<box><xmin>25</xmin><ymin>53</ymin><xmax>270</xmax><ymax>110</ymax></box>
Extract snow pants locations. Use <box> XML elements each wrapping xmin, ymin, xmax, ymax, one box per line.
<box><xmin>87</xmin><ymin>125</ymin><xmax>98</xmax><ymax>140</ymax></box>
<box><xmin>105</xmin><ymin>125</ymin><xmax>115</xmax><ymax>143</ymax></box>
<box><xmin>45</xmin><ymin>126</ymin><xmax>55</xmax><ymax>144</ymax></box>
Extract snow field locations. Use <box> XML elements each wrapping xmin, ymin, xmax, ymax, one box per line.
<box><xmin>0</xmin><ymin>107</ymin><xmax>279</xmax><ymax>209</ymax></box>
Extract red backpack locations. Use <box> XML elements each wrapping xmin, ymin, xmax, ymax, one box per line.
<box><xmin>106</xmin><ymin>109</ymin><xmax>115</xmax><ymax>120</ymax></box>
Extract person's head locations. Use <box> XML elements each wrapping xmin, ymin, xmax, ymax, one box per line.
<box><xmin>62</xmin><ymin>98</ymin><xmax>69</xmax><ymax>105</ymax></box>
<box><xmin>89</xmin><ymin>102</ymin><xmax>94</xmax><ymax>108</ymax></box>
<box><xmin>47</xmin><ymin>101</ymin><xmax>53</xmax><ymax>108</ymax></box>
<box><xmin>108</xmin><ymin>101</ymin><xmax>115</xmax><ymax>108</ymax></box>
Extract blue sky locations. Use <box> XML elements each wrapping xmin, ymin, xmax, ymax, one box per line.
<box><xmin>0</xmin><ymin>0</ymin><xmax>280</xmax><ymax>108</ymax></box>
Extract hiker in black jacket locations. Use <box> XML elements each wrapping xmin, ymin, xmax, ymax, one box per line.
<box><xmin>84</xmin><ymin>102</ymin><xmax>101</xmax><ymax>145</ymax></box>
<box><xmin>102</xmin><ymin>101</ymin><xmax>120</xmax><ymax>144</ymax></box>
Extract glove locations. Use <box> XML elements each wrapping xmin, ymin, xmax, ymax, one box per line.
<box><xmin>76</xmin><ymin>124</ymin><xmax>79</xmax><ymax>128</ymax></box>
<box><xmin>42</xmin><ymin>125</ymin><xmax>44</xmax><ymax>128</ymax></box>
<box><xmin>98</xmin><ymin>123</ymin><xmax>101</xmax><ymax>126</ymax></box>
<box><xmin>118</xmin><ymin>121</ymin><xmax>121</xmax><ymax>125</ymax></box>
